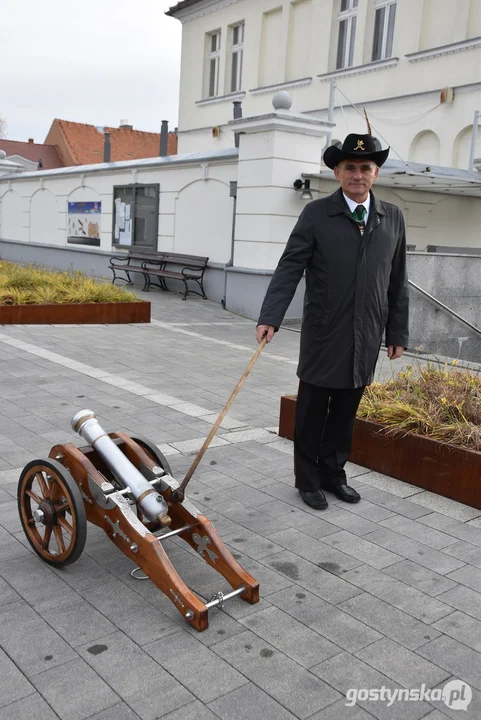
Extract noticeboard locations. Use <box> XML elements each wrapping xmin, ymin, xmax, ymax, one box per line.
<box><xmin>68</xmin><ymin>201</ymin><xmax>101</xmax><ymax>246</ymax></box>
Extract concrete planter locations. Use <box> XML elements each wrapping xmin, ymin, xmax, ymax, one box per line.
<box><xmin>0</xmin><ymin>301</ymin><xmax>150</xmax><ymax>325</ymax></box>
<box><xmin>279</xmin><ymin>394</ymin><xmax>481</xmax><ymax>510</ymax></box>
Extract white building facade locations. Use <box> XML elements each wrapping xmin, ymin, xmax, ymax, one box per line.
<box><xmin>167</xmin><ymin>0</ymin><xmax>481</xmax><ymax>168</ymax></box>
<box><xmin>1</xmin><ymin>103</ymin><xmax>480</xmax><ymax>329</ymax></box>
<box><xmin>1</xmin><ymin>0</ymin><xmax>481</xmax><ymax>359</ymax></box>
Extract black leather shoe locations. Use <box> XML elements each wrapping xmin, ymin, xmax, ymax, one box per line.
<box><xmin>298</xmin><ymin>489</ymin><xmax>328</xmax><ymax>510</ymax></box>
<box><xmin>324</xmin><ymin>484</ymin><xmax>361</xmax><ymax>503</ymax></box>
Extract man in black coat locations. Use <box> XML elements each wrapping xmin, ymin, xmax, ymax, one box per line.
<box><xmin>256</xmin><ymin>133</ymin><xmax>409</xmax><ymax>509</ymax></box>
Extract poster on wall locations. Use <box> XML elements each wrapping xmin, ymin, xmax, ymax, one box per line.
<box><xmin>67</xmin><ymin>201</ymin><xmax>101</xmax><ymax>246</ymax></box>
<box><xmin>114</xmin><ymin>197</ymin><xmax>132</xmax><ymax>245</ymax></box>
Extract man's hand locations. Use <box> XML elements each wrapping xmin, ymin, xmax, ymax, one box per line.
<box><xmin>388</xmin><ymin>345</ymin><xmax>404</xmax><ymax>360</ymax></box>
<box><xmin>256</xmin><ymin>324</ymin><xmax>276</xmax><ymax>344</ymax></box>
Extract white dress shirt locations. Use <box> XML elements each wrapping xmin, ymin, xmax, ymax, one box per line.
<box><xmin>343</xmin><ymin>192</ymin><xmax>370</xmax><ymax>224</ymax></box>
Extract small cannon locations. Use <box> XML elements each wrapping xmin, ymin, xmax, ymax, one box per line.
<box><xmin>17</xmin><ymin>409</ymin><xmax>259</xmax><ymax>631</ymax></box>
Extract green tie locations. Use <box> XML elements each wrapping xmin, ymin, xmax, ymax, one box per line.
<box><xmin>352</xmin><ymin>204</ymin><xmax>367</xmax><ymax>233</ymax></box>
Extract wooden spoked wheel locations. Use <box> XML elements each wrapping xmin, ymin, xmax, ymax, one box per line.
<box><xmin>130</xmin><ymin>435</ymin><xmax>173</xmax><ymax>476</ymax></box>
<box><xmin>18</xmin><ymin>459</ymin><xmax>87</xmax><ymax>567</ymax></box>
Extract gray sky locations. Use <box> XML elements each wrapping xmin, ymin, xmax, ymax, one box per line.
<box><xmin>0</xmin><ymin>0</ymin><xmax>182</xmax><ymax>142</ymax></box>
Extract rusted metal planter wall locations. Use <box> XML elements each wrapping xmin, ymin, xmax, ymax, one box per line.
<box><xmin>279</xmin><ymin>395</ymin><xmax>481</xmax><ymax>510</ymax></box>
<box><xmin>279</xmin><ymin>395</ymin><xmax>297</xmax><ymax>442</ymax></box>
<box><xmin>0</xmin><ymin>302</ymin><xmax>150</xmax><ymax>325</ymax></box>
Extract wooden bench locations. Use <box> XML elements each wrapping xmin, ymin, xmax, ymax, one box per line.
<box><xmin>109</xmin><ymin>250</ymin><xmax>163</xmax><ymax>288</ymax></box>
<box><xmin>142</xmin><ymin>252</ymin><xmax>208</xmax><ymax>301</ymax></box>
<box><xmin>109</xmin><ymin>250</ymin><xmax>209</xmax><ymax>301</ymax></box>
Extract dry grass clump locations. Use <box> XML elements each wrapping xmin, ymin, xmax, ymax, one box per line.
<box><xmin>0</xmin><ymin>261</ymin><xmax>137</xmax><ymax>305</ymax></box>
<box><xmin>358</xmin><ymin>363</ymin><xmax>481</xmax><ymax>451</ymax></box>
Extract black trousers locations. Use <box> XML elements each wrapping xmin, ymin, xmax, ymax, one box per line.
<box><xmin>294</xmin><ymin>381</ymin><xmax>366</xmax><ymax>493</ymax></box>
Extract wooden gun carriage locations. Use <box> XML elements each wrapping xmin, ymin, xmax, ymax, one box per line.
<box><xmin>17</xmin><ymin>410</ymin><xmax>259</xmax><ymax>631</ymax></box>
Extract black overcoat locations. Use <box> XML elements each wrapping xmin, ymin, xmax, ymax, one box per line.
<box><xmin>257</xmin><ymin>188</ymin><xmax>409</xmax><ymax>388</ymax></box>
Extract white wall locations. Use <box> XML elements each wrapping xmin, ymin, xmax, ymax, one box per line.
<box><xmin>0</xmin><ymin>191</ymin><xmax>28</xmax><ymax>242</ymax></box>
<box><xmin>30</xmin><ymin>189</ymin><xmax>64</xmax><ymax>246</ymax></box>
<box><xmin>179</xmin><ymin>85</ymin><xmax>481</xmax><ymax>168</ymax></box>
<box><xmin>0</xmin><ymin>157</ymin><xmax>238</xmax><ymax>264</ymax></box>
<box><xmin>409</xmin><ymin>131</ymin><xmax>441</xmax><ymax>166</ymax></box>
<box><xmin>453</xmin><ymin>124</ymin><xmax>481</xmax><ymax>169</ymax></box>
<box><xmin>313</xmin><ymin>87</ymin><xmax>481</xmax><ymax>170</ymax></box>
<box><xmin>419</xmin><ymin>0</ymin><xmax>472</xmax><ymax>50</ymax></box>
<box><xmin>174</xmin><ymin>178</ymin><xmax>234</xmax><ymax>261</ymax></box>
<box><xmin>171</xmin><ymin>0</ymin><xmax>481</xmax><ymax>166</ymax></box>
<box><xmin>258</xmin><ymin>7</ymin><xmax>284</xmax><ymax>87</ymax></box>
<box><xmin>233</xmin><ymin>121</ymin><xmax>328</xmax><ymax>269</ymax></box>
<box><xmin>1</xmin><ymin>109</ymin><xmax>480</xmax><ymax>274</ymax></box>
<box><xmin>286</xmin><ymin>0</ymin><xmax>313</xmax><ymax>82</ymax></box>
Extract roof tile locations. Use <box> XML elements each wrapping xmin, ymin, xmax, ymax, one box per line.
<box><xmin>0</xmin><ymin>139</ymin><xmax>64</xmax><ymax>169</ymax></box>
<box><xmin>46</xmin><ymin>119</ymin><xmax>177</xmax><ymax>166</ymax></box>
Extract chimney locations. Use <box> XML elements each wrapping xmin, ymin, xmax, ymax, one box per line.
<box><xmin>233</xmin><ymin>101</ymin><xmax>242</xmax><ymax>149</ymax></box>
<box><xmin>104</xmin><ymin>131</ymin><xmax>111</xmax><ymax>163</ymax></box>
<box><xmin>28</xmin><ymin>138</ymin><xmax>34</xmax><ymax>144</ymax></box>
<box><xmin>119</xmin><ymin>119</ymin><xmax>133</xmax><ymax>130</ymax></box>
<box><xmin>160</xmin><ymin>120</ymin><xmax>169</xmax><ymax>157</ymax></box>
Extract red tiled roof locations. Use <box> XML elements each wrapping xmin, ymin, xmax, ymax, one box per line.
<box><xmin>0</xmin><ymin>139</ymin><xmax>64</xmax><ymax>169</ymax></box>
<box><xmin>166</xmin><ymin>0</ymin><xmax>203</xmax><ymax>17</ymax></box>
<box><xmin>44</xmin><ymin>119</ymin><xmax>178</xmax><ymax>167</ymax></box>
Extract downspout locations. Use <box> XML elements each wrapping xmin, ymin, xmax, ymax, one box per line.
<box><xmin>221</xmin><ymin>181</ymin><xmax>237</xmax><ymax>309</ymax></box>
<box><xmin>323</xmin><ymin>78</ymin><xmax>336</xmax><ymax>158</ymax></box>
<box><xmin>233</xmin><ymin>100</ymin><xmax>242</xmax><ymax>148</ymax></box>
<box><xmin>222</xmin><ymin>101</ymin><xmax>242</xmax><ymax>309</ymax></box>
<box><xmin>468</xmin><ymin>110</ymin><xmax>479</xmax><ymax>171</ymax></box>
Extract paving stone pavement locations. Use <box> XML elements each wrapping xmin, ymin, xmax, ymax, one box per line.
<box><xmin>0</xmin><ymin>289</ymin><xmax>480</xmax><ymax>719</ymax></box>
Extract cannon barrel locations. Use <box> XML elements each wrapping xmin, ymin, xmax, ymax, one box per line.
<box><xmin>71</xmin><ymin>410</ymin><xmax>170</xmax><ymax>527</ymax></box>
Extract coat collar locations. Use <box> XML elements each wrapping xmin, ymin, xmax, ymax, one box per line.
<box><xmin>327</xmin><ymin>187</ymin><xmax>387</xmax><ymax>217</ymax></box>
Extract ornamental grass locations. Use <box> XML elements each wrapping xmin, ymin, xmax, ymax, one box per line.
<box><xmin>0</xmin><ymin>261</ymin><xmax>137</xmax><ymax>305</ymax></box>
<box><xmin>358</xmin><ymin>363</ymin><xmax>481</xmax><ymax>451</ymax></box>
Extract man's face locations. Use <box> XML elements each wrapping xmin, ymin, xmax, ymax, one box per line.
<box><xmin>334</xmin><ymin>158</ymin><xmax>379</xmax><ymax>201</ymax></box>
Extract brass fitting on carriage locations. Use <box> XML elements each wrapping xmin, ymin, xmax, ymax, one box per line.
<box><xmin>71</xmin><ymin>410</ymin><xmax>171</xmax><ymax>527</ymax></box>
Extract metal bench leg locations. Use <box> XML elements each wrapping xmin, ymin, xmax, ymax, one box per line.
<box><xmin>154</xmin><ymin>278</ymin><xmax>167</xmax><ymax>292</ymax></box>
<box><xmin>181</xmin><ymin>280</ymin><xmax>188</xmax><ymax>300</ymax></box>
<box><xmin>197</xmin><ymin>278</ymin><xmax>207</xmax><ymax>300</ymax></box>
<box><xmin>111</xmin><ymin>270</ymin><xmax>133</xmax><ymax>286</ymax></box>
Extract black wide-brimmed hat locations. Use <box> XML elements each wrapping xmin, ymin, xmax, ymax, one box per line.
<box><xmin>323</xmin><ymin>133</ymin><xmax>390</xmax><ymax>169</ymax></box>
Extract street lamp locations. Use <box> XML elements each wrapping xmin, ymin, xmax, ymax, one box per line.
<box><xmin>293</xmin><ymin>178</ymin><xmax>314</xmax><ymax>201</ymax></box>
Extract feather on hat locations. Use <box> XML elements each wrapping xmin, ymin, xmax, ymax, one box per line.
<box><xmin>323</xmin><ymin>109</ymin><xmax>389</xmax><ymax>169</ymax></box>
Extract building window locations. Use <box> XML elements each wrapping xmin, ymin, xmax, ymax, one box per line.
<box><xmin>230</xmin><ymin>23</ymin><xmax>244</xmax><ymax>93</ymax></box>
<box><xmin>372</xmin><ymin>1</ymin><xmax>397</xmax><ymax>61</ymax></box>
<box><xmin>337</xmin><ymin>0</ymin><xmax>358</xmax><ymax>69</ymax></box>
<box><xmin>207</xmin><ymin>31</ymin><xmax>221</xmax><ymax>97</ymax></box>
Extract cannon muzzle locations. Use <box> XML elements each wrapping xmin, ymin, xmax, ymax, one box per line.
<box><xmin>71</xmin><ymin>410</ymin><xmax>170</xmax><ymax>527</ymax></box>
